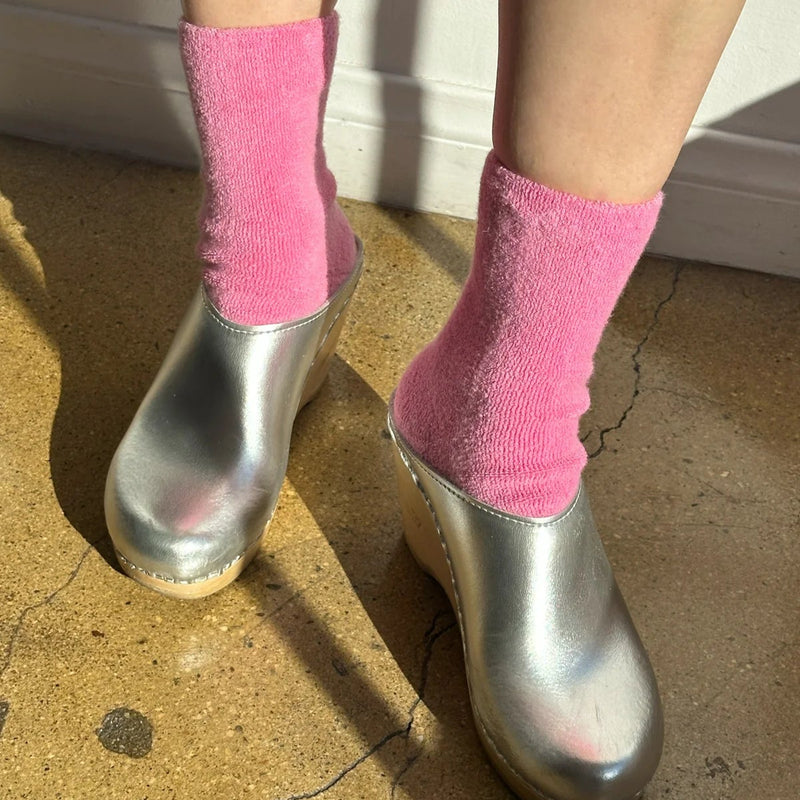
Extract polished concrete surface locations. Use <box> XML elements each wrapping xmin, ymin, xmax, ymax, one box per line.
<box><xmin>0</xmin><ymin>135</ymin><xmax>797</xmax><ymax>799</ymax></box>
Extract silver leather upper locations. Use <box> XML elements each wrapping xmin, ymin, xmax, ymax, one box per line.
<box><xmin>389</xmin><ymin>412</ymin><xmax>662</xmax><ymax>800</ymax></box>
<box><xmin>105</xmin><ymin>242</ymin><xmax>363</xmax><ymax>584</ymax></box>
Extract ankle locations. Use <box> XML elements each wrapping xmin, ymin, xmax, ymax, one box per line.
<box><xmin>181</xmin><ymin>12</ymin><xmax>354</xmax><ymax>326</ymax></box>
<box><xmin>394</xmin><ymin>152</ymin><xmax>663</xmax><ymax>517</ymax></box>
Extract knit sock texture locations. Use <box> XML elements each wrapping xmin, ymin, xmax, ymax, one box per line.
<box><xmin>179</xmin><ymin>13</ymin><xmax>356</xmax><ymax>325</ymax></box>
<box><xmin>393</xmin><ymin>152</ymin><xmax>663</xmax><ymax>517</ymax></box>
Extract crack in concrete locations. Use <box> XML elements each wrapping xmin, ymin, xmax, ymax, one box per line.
<box><xmin>587</xmin><ymin>263</ymin><xmax>682</xmax><ymax>459</ymax></box>
<box><xmin>0</xmin><ymin>543</ymin><xmax>93</xmax><ymax>679</ymax></box>
<box><xmin>277</xmin><ymin>609</ymin><xmax>456</xmax><ymax>800</ymax></box>
<box><xmin>279</xmin><ymin>725</ymin><xmax>406</xmax><ymax>800</ymax></box>
<box><xmin>390</xmin><ymin>752</ymin><xmax>420</xmax><ymax>800</ymax></box>
<box><xmin>387</xmin><ymin>609</ymin><xmax>456</xmax><ymax>799</ymax></box>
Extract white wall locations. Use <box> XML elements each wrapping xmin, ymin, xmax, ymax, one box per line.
<box><xmin>0</xmin><ymin>0</ymin><xmax>798</xmax><ymax>276</ymax></box>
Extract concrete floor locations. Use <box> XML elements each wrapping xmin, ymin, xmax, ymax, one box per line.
<box><xmin>0</xmin><ymin>134</ymin><xmax>797</xmax><ymax>799</ymax></box>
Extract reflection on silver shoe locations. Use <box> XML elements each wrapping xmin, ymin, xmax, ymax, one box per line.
<box><xmin>388</xmin><ymin>403</ymin><xmax>662</xmax><ymax>800</ymax></box>
<box><xmin>105</xmin><ymin>240</ymin><xmax>363</xmax><ymax>598</ymax></box>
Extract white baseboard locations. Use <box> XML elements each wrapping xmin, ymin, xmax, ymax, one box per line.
<box><xmin>650</xmin><ymin>129</ymin><xmax>800</xmax><ymax>277</ymax></box>
<box><xmin>1</xmin><ymin>3</ymin><xmax>798</xmax><ymax>278</ymax></box>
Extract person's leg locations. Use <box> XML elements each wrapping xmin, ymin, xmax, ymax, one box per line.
<box><xmin>182</xmin><ymin>0</ymin><xmax>335</xmax><ymax>28</ymax></box>
<box><xmin>178</xmin><ymin>0</ymin><xmax>356</xmax><ymax>324</ymax></box>
<box><xmin>105</xmin><ymin>1</ymin><xmax>362</xmax><ymax>597</ymax></box>
<box><xmin>390</xmin><ymin>4</ymin><xmax>745</xmax><ymax>798</ymax></box>
<box><xmin>394</xmin><ymin>0</ymin><xmax>745</xmax><ymax>517</ymax></box>
<box><xmin>493</xmin><ymin>0</ymin><xmax>746</xmax><ymax>203</ymax></box>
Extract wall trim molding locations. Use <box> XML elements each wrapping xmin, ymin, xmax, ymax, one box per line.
<box><xmin>1</xmin><ymin>3</ymin><xmax>798</xmax><ymax>277</ymax></box>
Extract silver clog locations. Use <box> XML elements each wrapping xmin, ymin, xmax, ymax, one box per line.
<box><xmin>388</xmin><ymin>403</ymin><xmax>662</xmax><ymax>800</ymax></box>
<box><xmin>105</xmin><ymin>240</ymin><xmax>363</xmax><ymax>598</ymax></box>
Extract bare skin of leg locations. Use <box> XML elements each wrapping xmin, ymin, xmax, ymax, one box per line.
<box><xmin>181</xmin><ymin>0</ymin><xmax>336</xmax><ymax>28</ymax></box>
<box><xmin>494</xmin><ymin>0</ymin><xmax>746</xmax><ymax>203</ymax></box>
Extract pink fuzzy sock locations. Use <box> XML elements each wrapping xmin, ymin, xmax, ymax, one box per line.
<box><xmin>393</xmin><ymin>152</ymin><xmax>663</xmax><ymax>517</ymax></box>
<box><xmin>179</xmin><ymin>13</ymin><xmax>356</xmax><ymax>325</ymax></box>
